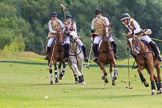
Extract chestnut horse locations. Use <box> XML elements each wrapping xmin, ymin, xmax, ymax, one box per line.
<box><xmin>127</xmin><ymin>35</ymin><xmax>162</xmax><ymax>95</ymax></box>
<box><xmin>48</xmin><ymin>31</ymin><xmax>66</xmax><ymax>84</ymax></box>
<box><xmin>97</xmin><ymin>36</ymin><xmax>118</xmax><ymax>85</ymax></box>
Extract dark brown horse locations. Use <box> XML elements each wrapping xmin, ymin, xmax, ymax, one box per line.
<box><xmin>127</xmin><ymin>35</ymin><xmax>162</xmax><ymax>95</ymax></box>
<box><xmin>97</xmin><ymin>36</ymin><xmax>118</xmax><ymax>85</ymax></box>
<box><xmin>48</xmin><ymin>30</ymin><xmax>66</xmax><ymax>84</ymax></box>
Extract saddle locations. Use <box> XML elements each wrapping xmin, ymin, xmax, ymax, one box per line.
<box><xmin>133</xmin><ymin>40</ymin><xmax>154</xmax><ymax>56</ymax></box>
<box><xmin>49</xmin><ymin>39</ymin><xmax>64</xmax><ymax>54</ymax></box>
<box><xmin>141</xmin><ymin>40</ymin><xmax>151</xmax><ymax>50</ymax></box>
<box><xmin>141</xmin><ymin>40</ymin><xmax>156</xmax><ymax>57</ymax></box>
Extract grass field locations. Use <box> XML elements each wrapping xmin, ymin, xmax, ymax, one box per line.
<box><xmin>0</xmin><ymin>53</ymin><xmax>162</xmax><ymax>108</ymax></box>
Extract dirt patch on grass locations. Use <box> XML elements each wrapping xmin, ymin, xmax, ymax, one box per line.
<box><xmin>18</xmin><ymin>51</ymin><xmax>40</xmax><ymax>57</ymax></box>
<box><xmin>0</xmin><ymin>51</ymin><xmax>41</xmax><ymax>57</ymax></box>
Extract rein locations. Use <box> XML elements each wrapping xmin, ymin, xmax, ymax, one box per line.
<box><xmin>69</xmin><ymin>48</ymin><xmax>82</xmax><ymax>56</ymax></box>
<box><xmin>98</xmin><ymin>37</ymin><xmax>113</xmax><ymax>54</ymax></box>
<box><xmin>69</xmin><ymin>38</ymin><xmax>82</xmax><ymax>56</ymax></box>
<box><xmin>132</xmin><ymin>38</ymin><xmax>152</xmax><ymax>57</ymax></box>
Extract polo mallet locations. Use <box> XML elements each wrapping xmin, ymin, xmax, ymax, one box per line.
<box><xmin>126</xmin><ymin>48</ymin><xmax>133</xmax><ymax>89</ymax></box>
<box><xmin>86</xmin><ymin>43</ymin><xmax>93</xmax><ymax>69</ymax></box>
<box><xmin>47</xmin><ymin>39</ymin><xmax>57</xmax><ymax>70</ymax></box>
<box><xmin>60</xmin><ymin>3</ymin><xmax>66</xmax><ymax>21</ymax></box>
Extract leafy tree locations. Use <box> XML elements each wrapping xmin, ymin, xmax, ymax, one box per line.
<box><xmin>0</xmin><ymin>0</ymin><xmax>162</xmax><ymax>58</ymax></box>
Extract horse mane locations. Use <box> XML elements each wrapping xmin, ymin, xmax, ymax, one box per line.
<box><xmin>98</xmin><ymin>37</ymin><xmax>115</xmax><ymax>64</ymax></box>
<box><xmin>99</xmin><ymin>38</ymin><xmax>112</xmax><ymax>53</ymax></box>
<box><xmin>69</xmin><ymin>31</ymin><xmax>82</xmax><ymax>56</ymax></box>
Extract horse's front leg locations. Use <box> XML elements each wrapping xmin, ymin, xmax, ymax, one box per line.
<box><xmin>77</xmin><ymin>57</ymin><xmax>85</xmax><ymax>84</ymax></box>
<box><xmin>109</xmin><ymin>62</ymin><xmax>115</xmax><ymax>86</ymax></box>
<box><xmin>49</xmin><ymin>64</ymin><xmax>53</xmax><ymax>84</ymax></box>
<box><xmin>155</xmin><ymin>63</ymin><xmax>162</xmax><ymax>93</ymax></box>
<box><xmin>54</xmin><ymin>63</ymin><xmax>59</xmax><ymax>83</ymax></box>
<box><xmin>72</xmin><ymin>63</ymin><xmax>84</xmax><ymax>84</ymax></box>
<box><xmin>59</xmin><ymin>62</ymin><xmax>66</xmax><ymax>80</ymax></box>
<box><xmin>112</xmin><ymin>58</ymin><xmax>118</xmax><ymax>80</ymax></box>
<box><xmin>69</xmin><ymin>62</ymin><xmax>79</xmax><ymax>84</ymax></box>
<box><xmin>138</xmin><ymin>65</ymin><xmax>149</xmax><ymax>87</ymax></box>
<box><xmin>146</xmin><ymin>64</ymin><xmax>156</xmax><ymax>95</ymax></box>
<box><xmin>98</xmin><ymin>62</ymin><xmax>108</xmax><ymax>83</ymax></box>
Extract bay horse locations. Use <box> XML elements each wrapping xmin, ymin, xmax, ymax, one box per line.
<box><xmin>68</xmin><ymin>31</ymin><xmax>85</xmax><ymax>84</ymax></box>
<box><xmin>127</xmin><ymin>34</ymin><xmax>162</xmax><ymax>95</ymax></box>
<box><xmin>97</xmin><ymin>36</ymin><xmax>118</xmax><ymax>85</ymax></box>
<box><xmin>48</xmin><ymin>30</ymin><xmax>66</xmax><ymax>84</ymax></box>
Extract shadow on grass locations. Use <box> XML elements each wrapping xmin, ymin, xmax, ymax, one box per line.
<box><xmin>108</xmin><ymin>94</ymin><xmax>149</xmax><ymax>98</ymax></box>
<box><xmin>28</xmin><ymin>82</ymin><xmax>76</xmax><ymax>86</ymax></box>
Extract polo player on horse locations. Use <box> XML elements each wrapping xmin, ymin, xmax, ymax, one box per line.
<box><xmin>44</xmin><ymin>12</ymin><xmax>64</xmax><ymax>60</ymax></box>
<box><xmin>63</xmin><ymin>14</ymin><xmax>88</xmax><ymax>62</ymax></box>
<box><xmin>91</xmin><ymin>9</ymin><xmax>118</xmax><ymax>62</ymax></box>
<box><xmin>120</xmin><ymin>13</ymin><xmax>162</xmax><ymax>61</ymax></box>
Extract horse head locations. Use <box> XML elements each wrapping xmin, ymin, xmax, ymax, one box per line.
<box><xmin>69</xmin><ymin>31</ymin><xmax>78</xmax><ymax>43</ymax></box>
<box><xmin>126</xmin><ymin>34</ymin><xmax>141</xmax><ymax>56</ymax></box>
<box><xmin>131</xmin><ymin>36</ymin><xmax>141</xmax><ymax>55</ymax></box>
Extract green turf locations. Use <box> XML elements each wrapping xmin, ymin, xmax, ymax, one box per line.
<box><xmin>0</xmin><ymin>61</ymin><xmax>162</xmax><ymax>108</ymax></box>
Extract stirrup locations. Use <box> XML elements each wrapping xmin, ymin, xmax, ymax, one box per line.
<box><xmin>93</xmin><ymin>57</ymin><xmax>98</xmax><ymax>62</ymax></box>
<box><xmin>84</xmin><ymin>57</ymin><xmax>88</xmax><ymax>62</ymax></box>
<box><xmin>44</xmin><ymin>56</ymin><xmax>49</xmax><ymax>60</ymax></box>
<box><xmin>133</xmin><ymin>65</ymin><xmax>138</xmax><ymax>69</ymax></box>
<box><xmin>115</xmin><ymin>54</ymin><xmax>119</xmax><ymax>59</ymax></box>
<box><xmin>64</xmin><ymin>58</ymin><xmax>69</xmax><ymax>62</ymax></box>
<box><xmin>158</xmin><ymin>56</ymin><xmax>162</xmax><ymax>61</ymax></box>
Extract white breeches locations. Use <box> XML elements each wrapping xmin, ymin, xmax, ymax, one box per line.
<box><xmin>93</xmin><ymin>36</ymin><xmax>102</xmax><ymax>44</ymax></box>
<box><xmin>108</xmin><ymin>37</ymin><xmax>114</xmax><ymax>42</ymax></box>
<box><xmin>93</xmin><ymin>35</ymin><xmax>115</xmax><ymax>44</ymax></box>
<box><xmin>64</xmin><ymin>35</ymin><xmax>84</xmax><ymax>46</ymax></box>
<box><xmin>64</xmin><ymin>36</ymin><xmax>70</xmax><ymax>44</ymax></box>
<box><xmin>138</xmin><ymin>35</ymin><xmax>152</xmax><ymax>43</ymax></box>
<box><xmin>76</xmin><ymin>39</ymin><xmax>84</xmax><ymax>46</ymax></box>
<box><xmin>47</xmin><ymin>37</ymin><xmax>56</xmax><ymax>47</ymax></box>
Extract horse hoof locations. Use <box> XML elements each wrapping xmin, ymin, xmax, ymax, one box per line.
<box><xmin>113</xmin><ymin>76</ymin><xmax>117</xmax><ymax>80</ymax></box>
<box><xmin>157</xmin><ymin>88</ymin><xmax>162</xmax><ymax>94</ymax></box>
<box><xmin>75</xmin><ymin>81</ymin><xmax>78</xmax><ymax>84</ymax></box>
<box><xmin>50</xmin><ymin>81</ymin><xmax>53</xmax><ymax>84</ymax></box>
<box><xmin>59</xmin><ymin>73</ymin><xmax>63</xmax><ymax>80</ymax></box>
<box><xmin>151</xmin><ymin>91</ymin><xmax>156</xmax><ymax>95</ymax></box>
<box><xmin>157</xmin><ymin>91</ymin><xmax>161</xmax><ymax>94</ymax></box>
<box><xmin>81</xmin><ymin>82</ymin><xmax>86</xmax><ymax>85</ymax></box>
<box><xmin>112</xmin><ymin>80</ymin><xmax>116</xmax><ymax>86</ymax></box>
<box><xmin>93</xmin><ymin>57</ymin><xmax>98</xmax><ymax>62</ymax></box>
<box><xmin>74</xmin><ymin>78</ymin><xmax>78</xmax><ymax>84</ymax></box>
<box><xmin>144</xmin><ymin>82</ymin><xmax>149</xmax><ymax>87</ymax></box>
<box><xmin>104</xmin><ymin>78</ymin><xmax>108</xmax><ymax>83</ymax></box>
<box><xmin>55</xmin><ymin>78</ymin><xmax>59</xmax><ymax>83</ymax></box>
<box><xmin>113</xmin><ymin>73</ymin><xmax>118</xmax><ymax>80</ymax></box>
<box><xmin>101</xmin><ymin>76</ymin><xmax>105</xmax><ymax>80</ymax></box>
<box><xmin>59</xmin><ymin>76</ymin><xmax>62</xmax><ymax>80</ymax></box>
<box><xmin>78</xmin><ymin>80</ymin><xmax>83</xmax><ymax>83</ymax></box>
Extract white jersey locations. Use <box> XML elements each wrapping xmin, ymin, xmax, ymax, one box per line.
<box><xmin>48</xmin><ymin>19</ymin><xmax>64</xmax><ymax>33</ymax></box>
<box><xmin>125</xmin><ymin>18</ymin><xmax>152</xmax><ymax>43</ymax></box>
<box><xmin>91</xmin><ymin>16</ymin><xmax>114</xmax><ymax>44</ymax></box>
<box><xmin>91</xmin><ymin>16</ymin><xmax>110</xmax><ymax>30</ymax></box>
<box><xmin>124</xmin><ymin>18</ymin><xmax>142</xmax><ymax>35</ymax></box>
<box><xmin>63</xmin><ymin>21</ymin><xmax>77</xmax><ymax>32</ymax></box>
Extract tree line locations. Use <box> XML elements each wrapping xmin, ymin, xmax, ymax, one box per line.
<box><xmin>0</xmin><ymin>0</ymin><xmax>162</xmax><ymax>58</ymax></box>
